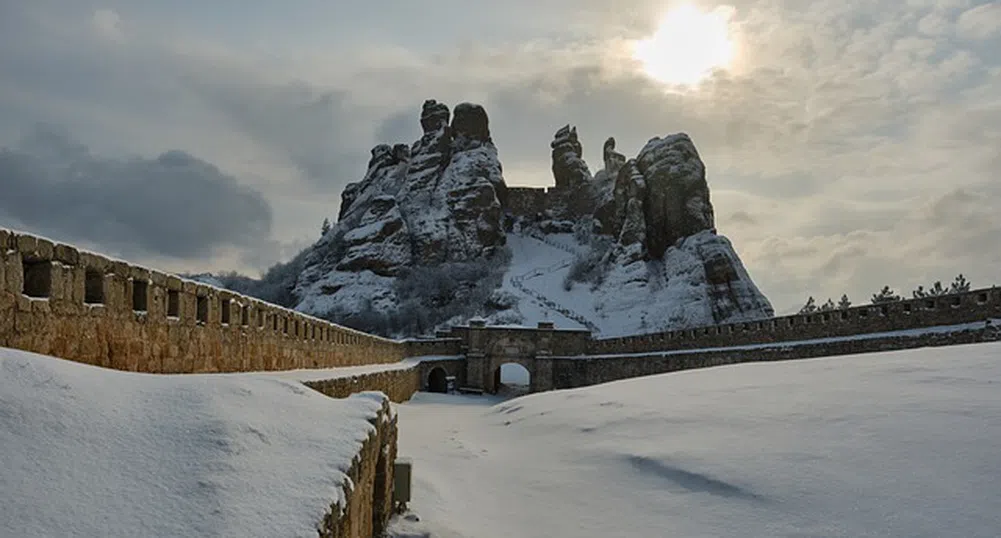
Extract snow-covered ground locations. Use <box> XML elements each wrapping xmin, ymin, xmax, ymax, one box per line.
<box><xmin>0</xmin><ymin>347</ymin><xmax>388</xmax><ymax>538</ymax></box>
<box><xmin>498</xmin><ymin>233</ymin><xmax>589</xmax><ymax>331</ymax></box>
<box><xmin>390</xmin><ymin>342</ymin><xmax>1001</xmax><ymax>538</ymax></box>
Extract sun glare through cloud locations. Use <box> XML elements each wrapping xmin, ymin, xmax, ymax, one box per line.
<box><xmin>632</xmin><ymin>2</ymin><xmax>736</xmax><ymax>87</ymax></box>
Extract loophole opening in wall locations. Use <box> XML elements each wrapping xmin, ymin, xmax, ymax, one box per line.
<box><xmin>925</xmin><ymin>299</ymin><xmax>937</xmax><ymax>310</ymax></box>
<box><xmin>840</xmin><ymin>311</ymin><xmax>849</xmax><ymax>321</ymax></box>
<box><xmin>132</xmin><ymin>280</ymin><xmax>148</xmax><ymax>312</ymax></box>
<box><xmin>21</xmin><ymin>258</ymin><xmax>52</xmax><ymax>298</ymax></box>
<box><xmin>220</xmin><ymin>298</ymin><xmax>231</xmax><ymax>325</ymax></box>
<box><xmin>167</xmin><ymin>290</ymin><xmax>180</xmax><ymax>318</ymax></box>
<box><xmin>902</xmin><ymin>304</ymin><xmax>912</xmax><ymax>315</ymax></box>
<box><xmin>84</xmin><ymin>269</ymin><xmax>104</xmax><ymax>304</ymax></box>
<box><xmin>977</xmin><ymin>292</ymin><xmax>988</xmax><ymax>304</ymax></box>
<box><xmin>241</xmin><ymin>305</ymin><xmax>249</xmax><ymax>326</ymax></box>
<box><xmin>951</xmin><ymin>296</ymin><xmax>962</xmax><ymax>308</ymax></box>
<box><xmin>196</xmin><ymin>296</ymin><xmax>208</xmax><ymax>323</ymax></box>
<box><xmin>258</xmin><ymin>308</ymin><xmax>266</xmax><ymax>328</ymax></box>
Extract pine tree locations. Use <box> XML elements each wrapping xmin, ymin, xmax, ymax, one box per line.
<box><xmin>837</xmin><ymin>294</ymin><xmax>852</xmax><ymax>309</ymax></box>
<box><xmin>912</xmin><ymin>285</ymin><xmax>927</xmax><ymax>298</ymax></box>
<box><xmin>799</xmin><ymin>296</ymin><xmax>818</xmax><ymax>314</ymax></box>
<box><xmin>928</xmin><ymin>281</ymin><xmax>947</xmax><ymax>296</ymax></box>
<box><xmin>871</xmin><ymin>286</ymin><xmax>902</xmax><ymax>304</ymax></box>
<box><xmin>320</xmin><ymin>218</ymin><xmax>331</xmax><ymax>237</ymax></box>
<box><xmin>820</xmin><ymin>298</ymin><xmax>836</xmax><ymax>311</ymax></box>
<box><xmin>950</xmin><ymin>273</ymin><xmax>971</xmax><ymax>294</ymax></box>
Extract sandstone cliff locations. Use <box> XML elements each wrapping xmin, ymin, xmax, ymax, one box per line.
<box><xmin>214</xmin><ymin>103</ymin><xmax>772</xmax><ymax>337</ymax></box>
<box><xmin>509</xmin><ymin>127</ymin><xmax>773</xmax><ymax>334</ymax></box>
<box><xmin>292</xmin><ymin>100</ymin><xmax>510</xmax><ymax>331</ymax></box>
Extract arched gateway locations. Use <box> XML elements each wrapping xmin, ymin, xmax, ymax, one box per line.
<box><xmin>450</xmin><ymin>320</ymin><xmax>591</xmax><ymax>394</ymax></box>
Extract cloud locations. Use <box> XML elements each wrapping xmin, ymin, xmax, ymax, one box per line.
<box><xmin>91</xmin><ymin>9</ymin><xmax>125</xmax><ymax>43</ymax></box>
<box><xmin>0</xmin><ymin>0</ymin><xmax>998</xmax><ymax>315</ymax></box>
<box><xmin>957</xmin><ymin>3</ymin><xmax>1001</xmax><ymax>40</ymax></box>
<box><xmin>0</xmin><ymin>125</ymin><xmax>272</xmax><ymax>261</ymax></box>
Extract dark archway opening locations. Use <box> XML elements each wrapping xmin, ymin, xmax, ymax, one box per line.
<box><xmin>427</xmin><ymin>367</ymin><xmax>448</xmax><ymax>393</ymax></box>
<box><xmin>493</xmin><ymin>363</ymin><xmax>531</xmax><ymax>396</ymax></box>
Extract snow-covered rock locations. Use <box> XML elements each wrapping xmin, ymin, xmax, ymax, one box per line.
<box><xmin>223</xmin><ymin>102</ymin><xmax>772</xmax><ymax>337</ymax></box>
<box><xmin>552</xmin><ymin>131</ymin><xmax>773</xmax><ymax>332</ymax></box>
<box><xmin>293</xmin><ymin>99</ymin><xmax>510</xmax><ymax>324</ymax></box>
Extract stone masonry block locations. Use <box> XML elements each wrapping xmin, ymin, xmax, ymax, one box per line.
<box><xmin>150</xmin><ymin>270</ymin><xmax>168</xmax><ymax>287</ymax></box>
<box><xmin>109</xmin><ymin>261</ymin><xmax>130</xmax><ymax>278</ymax></box>
<box><xmin>164</xmin><ymin>275</ymin><xmax>181</xmax><ymax>291</ymax></box>
<box><xmin>182</xmin><ymin>280</ymin><xmax>198</xmax><ymax>294</ymax></box>
<box><xmin>0</xmin><ymin>229</ymin><xmax>12</xmax><ymax>250</ymax></box>
<box><xmin>53</xmin><ymin>244</ymin><xmax>80</xmax><ymax>266</ymax></box>
<box><xmin>79</xmin><ymin>252</ymin><xmax>110</xmax><ymax>273</ymax></box>
<box><xmin>129</xmin><ymin>265</ymin><xmax>151</xmax><ymax>282</ymax></box>
<box><xmin>16</xmin><ymin>234</ymin><xmax>38</xmax><ymax>257</ymax></box>
<box><xmin>6</xmin><ymin>253</ymin><xmax>23</xmax><ymax>298</ymax></box>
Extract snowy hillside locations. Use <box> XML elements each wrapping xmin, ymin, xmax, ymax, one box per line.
<box><xmin>391</xmin><ymin>342</ymin><xmax>1001</xmax><ymax>538</ymax></box>
<box><xmin>0</xmin><ymin>348</ymin><xmax>387</xmax><ymax>538</ymax></box>
<box><xmin>491</xmin><ymin>229</ymin><xmax>770</xmax><ymax>337</ymax></box>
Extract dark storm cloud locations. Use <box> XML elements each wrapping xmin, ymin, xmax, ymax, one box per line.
<box><xmin>0</xmin><ymin>125</ymin><xmax>272</xmax><ymax>260</ymax></box>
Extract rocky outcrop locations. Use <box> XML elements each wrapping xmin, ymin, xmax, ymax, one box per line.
<box><xmin>550</xmin><ymin>125</ymin><xmax>591</xmax><ymax>190</ymax></box>
<box><xmin>294</xmin><ymin>100</ymin><xmax>509</xmax><ymax>321</ymax></box>
<box><xmin>546</xmin><ymin>125</ymin><xmax>595</xmax><ymax>224</ymax></box>
<box><xmin>566</xmin><ymin>130</ymin><xmax>774</xmax><ymax>329</ymax></box>
<box><xmin>595</xmin><ymin>134</ymin><xmax>714</xmax><ymax>258</ymax></box>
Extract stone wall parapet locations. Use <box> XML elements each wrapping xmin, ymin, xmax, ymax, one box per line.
<box><xmin>588</xmin><ymin>288</ymin><xmax>1001</xmax><ymax>356</ymax></box>
<box><xmin>0</xmin><ymin>227</ymin><xmax>406</xmax><ymax>373</ymax></box>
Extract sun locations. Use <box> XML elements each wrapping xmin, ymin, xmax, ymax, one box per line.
<box><xmin>632</xmin><ymin>2</ymin><xmax>736</xmax><ymax>86</ymax></box>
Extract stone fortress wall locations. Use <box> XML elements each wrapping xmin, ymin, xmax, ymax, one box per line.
<box><xmin>587</xmin><ymin>287</ymin><xmax>1001</xmax><ymax>356</ymax></box>
<box><xmin>505</xmin><ymin>186</ymin><xmax>550</xmax><ymax>218</ymax></box>
<box><xmin>0</xmin><ymin>228</ymin><xmax>407</xmax><ymax>373</ymax></box>
<box><xmin>3</xmin><ymin>226</ymin><xmax>999</xmax><ymax>392</ymax></box>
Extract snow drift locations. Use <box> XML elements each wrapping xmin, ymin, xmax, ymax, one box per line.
<box><xmin>392</xmin><ymin>342</ymin><xmax>1001</xmax><ymax>538</ymax></box>
<box><xmin>0</xmin><ymin>347</ymin><xmax>386</xmax><ymax>538</ymax></box>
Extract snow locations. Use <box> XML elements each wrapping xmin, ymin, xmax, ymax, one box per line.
<box><xmin>390</xmin><ymin>342</ymin><xmax>1001</xmax><ymax>537</ymax></box>
<box><xmin>0</xmin><ymin>347</ymin><xmax>387</xmax><ymax>538</ymax></box>
<box><xmin>260</xmin><ymin>355</ymin><xmax>463</xmax><ymax>383</ymax></box>
<box><xmin>496</xmin><ymin>233</ymin><xmax>592</xmax><ymax>331</ymax></box>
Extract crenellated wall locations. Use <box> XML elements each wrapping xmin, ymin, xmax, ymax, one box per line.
<box><xmin>4</xmin><ymin>226</ymin><xmax>1000</xmax><ymax>394</ymax></box>
<box><xmin>505</xmin><ymin>187</ymin><xmax>549</xmax><ymax>218</ymax></box>
<box><xmin>0</xmin><ymin>228</ymin><xmax>406</xmax><ymax>373</ymax></box>
<box><xmin>552</xmin><ymin>323</ymin><xmax>998</xmax><ymax>390</ymax></box>
<box><xmin>588</xmin><ymin>288</ymin><xmax>1001</xmax><ymax>356</ymax></box>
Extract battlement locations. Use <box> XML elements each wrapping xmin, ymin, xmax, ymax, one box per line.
<box><xmin>588</xmin><ymin>289</ymin><xmax>1001</xmax><ymax>355</ymax></box>
<box><xmin>0</xmin><ymin>228</ymin><xmax>405</xmax><ymax>373</ymax></box>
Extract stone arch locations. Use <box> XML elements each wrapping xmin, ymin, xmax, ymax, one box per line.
<box><xmin>426</xmin><ymin>367</ymin><xmax>449</xmax><ymax>393</ymax></box>
<box><xmin>492</xmin><ymin>362</ymin><xmax>531</xmax><ymax>395</ymax></box>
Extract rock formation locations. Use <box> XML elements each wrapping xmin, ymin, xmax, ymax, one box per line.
<box><xmin>219</xmin><ymin>101</ymin><xmax>772</xmax><ymax>337</ymax></box>
<box><xmin>553</xmin><ymin>130</ymin><xmax>774</xmax><ymax>329</ymax></box>
<box><xmin>550</xmin><ymin>125</ymin><xmax>591</xmax><ymax>190</ymax></box>
<box><xmin>293</xmin><ymin>99</ymin><xmax>509</xmax><ymax>320</ymax></box>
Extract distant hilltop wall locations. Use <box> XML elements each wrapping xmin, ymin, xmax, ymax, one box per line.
<box><xmin>0</xmin><ymin>228</ymin><xmax>407</xmax><ymax>373</ymax></box>
<box><xmin>588</xmin><ymin>288</ymin><xmax>1001</xmax><ymax>356</ymax></box>
<box><xmin>506</xmin><ymin>186</ymin><xmax>550</xmax><ymax>218</ymax></box>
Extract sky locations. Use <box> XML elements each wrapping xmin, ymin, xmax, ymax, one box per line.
<box><xmin>0</xmin><ymin>0</ymin><xmax>998</xmax><ymax>315</ymax></box>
